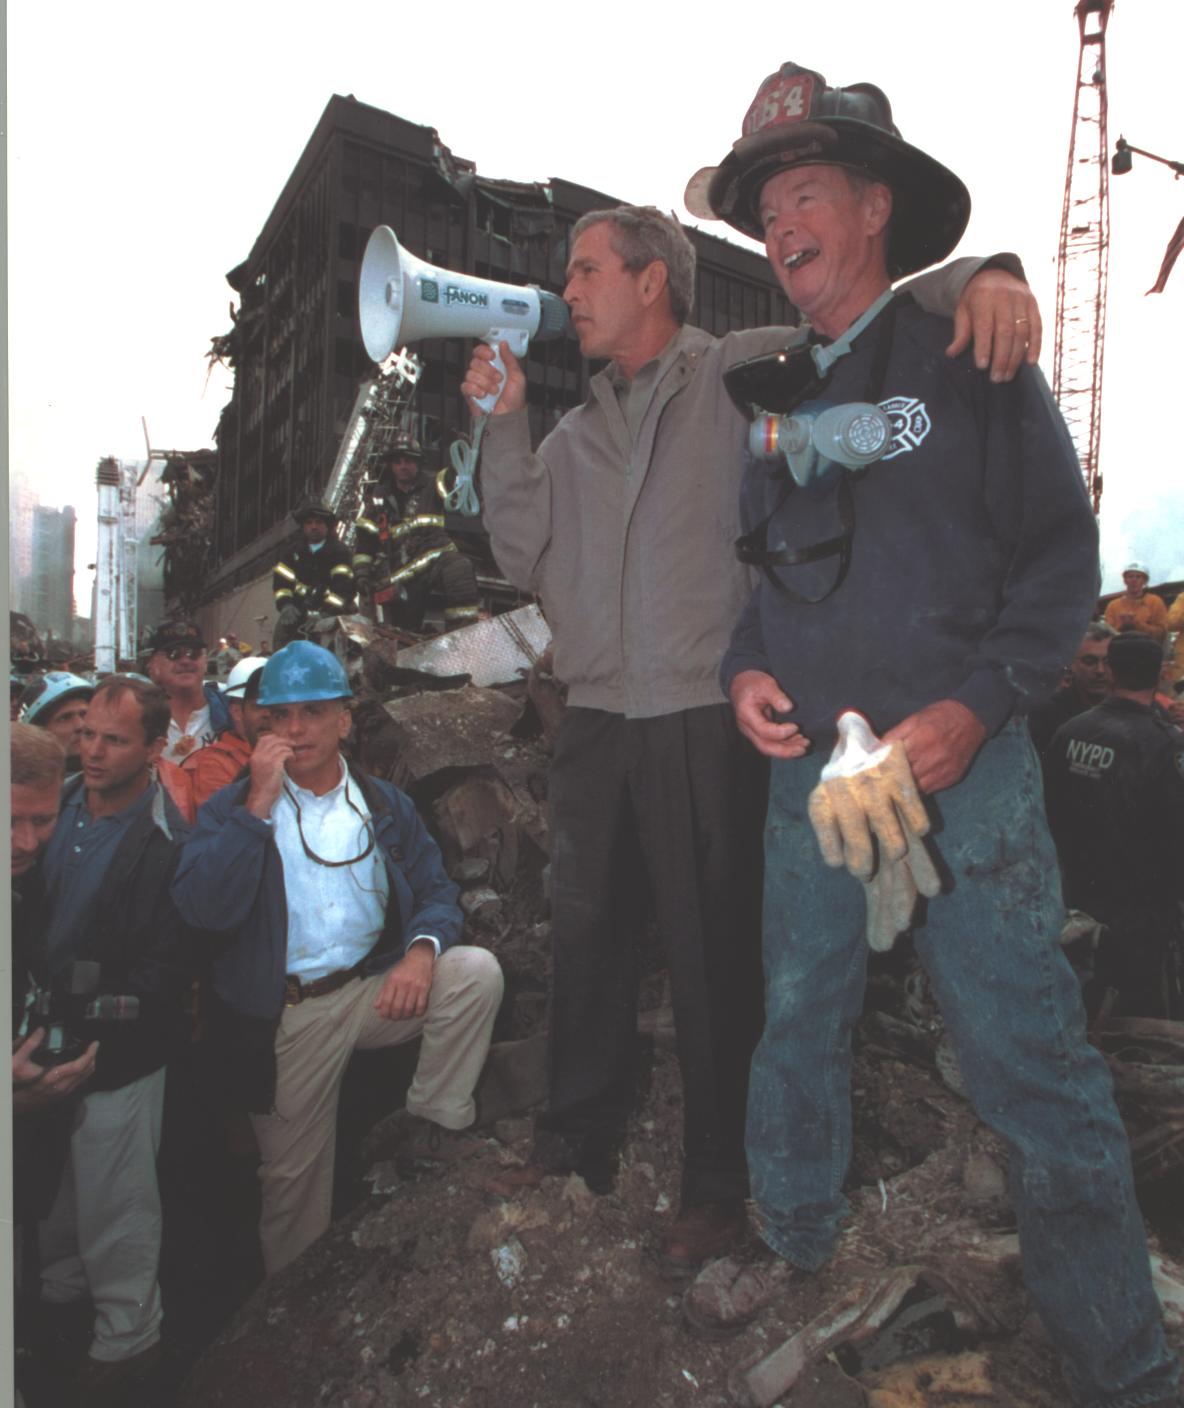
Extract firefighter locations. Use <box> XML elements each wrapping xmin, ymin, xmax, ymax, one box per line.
<box><xmin>272</xmin><ymin>500</ymin><xmax>356</xmax><ymax>649</ymax></box>
<box><xmin>353</xmin><ymin>434</ymin><xmax>480</xmax><ymax>632</ymax></box>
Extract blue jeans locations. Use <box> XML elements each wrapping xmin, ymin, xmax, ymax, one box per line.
<box><xmin>751</xmin><ymin>719</ymin><xmax>1178</xmax><ymax>1408</ymax></box>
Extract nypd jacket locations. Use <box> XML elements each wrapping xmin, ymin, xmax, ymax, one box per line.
<box><xmin>480</xmin><ymin>257</ymin><xmax>1011</xmax><ymax>720</ymax></box>
<box><xmin>273</xmin><ymin>536</ymin><xmax>356</xmax><ymax>615</ymax></box>
<box><xmin>170</xmin><ymin>765</ymin><xmax>462</xmax><ymax>1110</ymax></box>
<box><xmin>1044</xmin><ymin>696</ymin><xmax>1184</xmax><ymax>918</ymax></box>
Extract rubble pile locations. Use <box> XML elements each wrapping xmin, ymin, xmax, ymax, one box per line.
<box><xmin>150</xmin><ymin>450</ymin><xmax>218</xmax><ymax>613</ymax></box>
<box><xmin>175</xmin><ymin>616</ymin><xmax>1184</xmax><ymax>1407</ymax></box>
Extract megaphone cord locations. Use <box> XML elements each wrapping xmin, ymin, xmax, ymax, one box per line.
<box><xmin>438</xmin><ymin>418</ymin><xmax>485</xmax><ymax>517</ymax></box>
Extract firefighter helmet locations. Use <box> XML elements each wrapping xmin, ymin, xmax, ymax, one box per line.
<box><xmin>385</xmin><ymin>432</ymin><xmax>423</xmax><ymax>462</ymax></box>
<box><xmin>292</xmin><ymin>498</ymin><xmax>339</xmax><ymax>527</ymax></box>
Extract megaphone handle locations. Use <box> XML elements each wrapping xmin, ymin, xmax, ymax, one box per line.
<box><xmin>472</xmin><ymin>349</ymin><xmax>505</xmax><ymax>417</ymax></box>
<box><xmin>471</xmin><ymin>330</ymin><xmax>530</xmax><ymax>416</ymax></box>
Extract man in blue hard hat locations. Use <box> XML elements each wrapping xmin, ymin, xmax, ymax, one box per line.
<box><xmin>20</xmin><ymin>672</ymin><xmax>95</xmax><ymax>774</ymax></box>
<box><xmin>171</xmin><ymin>641</ymin><xmax>503</xmax><ymax>1276</ymax></box>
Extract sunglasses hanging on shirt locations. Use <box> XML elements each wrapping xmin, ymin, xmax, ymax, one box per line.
<box><xmin>282</xmin><ymin>779</ymin><xmax>376</xmax><ymax>868</ymax></box>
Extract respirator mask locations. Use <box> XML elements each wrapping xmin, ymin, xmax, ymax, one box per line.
<box><xmin>725</xmin><ymin>291</ymin><xmax>901</xmax><ymax>603</ymax></box>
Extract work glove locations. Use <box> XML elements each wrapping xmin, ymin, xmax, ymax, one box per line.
<box><xmin>808</xmin><ymin>711</ymin><xmax>941</xmax><ymax>951</ymax></box>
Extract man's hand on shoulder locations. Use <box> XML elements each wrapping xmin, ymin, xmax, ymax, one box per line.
<box><xmin>373</xmin><ymin>941</ymin><xmax>436</xmax><ymax>1022</ymax></box>
<box><xmin>12</xmin><ymin>1029</ymin><xmax>98</xmax><ymax>1113</ymax></box>
<box><xmin>946</xmin><ymin>267</ymin><xmax>1041</xmax><ymax>383</ymax></box>
<box><xmin>884</xmin><ymin>699</ymin><xmax>987</xmax><ymax>795</ymax></box>
<box><xmin>729</xmin><ymin>670</ymin><xmax>811</xmax><ymax>759</ymax></box>
<box><xmin>245</xmin><ymin>733</ymin><xmax>294</xmax><ymax>819</ymax></box>
<box><xmin>461</xmin><ymin>341</ymin><xmax>525</xmax><ymax>418</ymax></box>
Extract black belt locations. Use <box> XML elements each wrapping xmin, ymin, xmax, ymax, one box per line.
<box><xmin>283</xmin><ymin>964</ymin><xmax>363</xmax><ymax>1006</ymax></box>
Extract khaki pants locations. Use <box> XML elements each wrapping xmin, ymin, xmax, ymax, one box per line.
<box><xmin>250</xmin><ymin>946</ymin><xmax>502</xmax><ymax>1276</ymax></box>
<box><xmin>39</xmin><ymin>1067</ymin><xmax>166</xmax><ymax>1362</ymax></box>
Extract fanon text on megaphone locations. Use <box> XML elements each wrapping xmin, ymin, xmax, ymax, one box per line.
<box><xmin>359</xmin><ymin>226</ymin><xmax>569</xmax><ymax>414</ymax></box>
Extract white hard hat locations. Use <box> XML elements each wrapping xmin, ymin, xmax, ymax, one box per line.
<box><xmin>224</xmin><ymin>655</ymin><xmax>270</xmax><ymax>698</ymax></box>
<box><xmin>1123</xmin><ymin>562</ymin><xmax>1150</xmax><ymax>578</ymax></box>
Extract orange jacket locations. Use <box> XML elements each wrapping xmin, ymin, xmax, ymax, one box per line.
<box><xmin>1168</xmin><ymin>595</ymin><xmax>1184</xmax><ymax>681</ymax></box>
<box><xmin>1103</xmin><ymin>591</ymin><xmax>1168</xmax><ymax>643</ymax></box>
<box><xmin>157</xmin><ymin>732</ymin><xmax>252</xmax><ymax>824</ymax></box>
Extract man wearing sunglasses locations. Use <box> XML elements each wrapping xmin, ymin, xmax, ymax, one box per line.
<box><xmin>144</xmin><ymin>620</ymin><xmax>231</xmax><ymax>764</ymax></box>
<box><xmin>171</xmin><ymin>641</ymin><xmax>503</xmax><ymax>1277</ymax></box>
<box><xmin>678</xmin><ymin>62</ymin><xmax>1179</xmax><ymax>1408</ymax></box>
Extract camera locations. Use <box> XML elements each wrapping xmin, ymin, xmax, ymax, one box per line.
<box><xmin>18</xmin><ymin>960</ymin><xmax>139</xmax><ymax>1067</ymax></box>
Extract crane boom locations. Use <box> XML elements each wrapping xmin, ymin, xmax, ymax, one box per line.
<box><xmin>1053</xmin><ymin>0</ymin><xmax>1114</xmax><ymax>515</ymax></box>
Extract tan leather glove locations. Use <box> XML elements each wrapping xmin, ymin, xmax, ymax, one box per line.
<box><xmin>808</xmin><ymin>712</ymin><xmax>940</xmax><ymax>950</ymax></box>
<box><xmin>863</xmin><ymin>833</ymin><xmax>942</xmax><ymax>952</ymax></box>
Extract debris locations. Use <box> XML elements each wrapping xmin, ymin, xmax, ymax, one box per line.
<box><xmin>375</xmin><ymin>685</ymin><xmax>523</xmax><ymax>791</ymax></box>
<box><xmin>433</xmin><ymin>775</ymin><xmax>522</xmax><ymax>887</ymax></box>
<box><xmin>460</xmin><ymin>886</ymin><xmax>503</xmax><ymax>925</ymax></box>
<box><xmin>395</xmin><ymin>605</ymin><xmax>551</xmax><ymax>687</ymax></box>
<box><xmin>492</xmin><ymin>1237</ymin><xmax>527</xmax><ymax>1289</ymax></box>
<box><xmin>452</xmin><ymin>857</ymin><xmax>492</xmax><ymax>885</ymax></box>
<box><xmin>1093</xmin><ymin>1018</ymin><xmax>1184</xmax><ymax>1185</ymax></box>
<box><xmin>362</xmin><ymin>1162</ymin><xmax>401</xmax><ymax>1196</ymax></box>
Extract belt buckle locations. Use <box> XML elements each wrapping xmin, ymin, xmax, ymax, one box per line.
<box><xmin>283</xmin><ymin>975</ymin><xmax>304</xmax><ymax>1007</ymax></box>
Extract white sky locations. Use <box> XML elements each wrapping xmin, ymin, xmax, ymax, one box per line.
<box><xmin>7</xmin><ymin>0</ymin><xmax>1182</xmax><ymax>600</ymax></box>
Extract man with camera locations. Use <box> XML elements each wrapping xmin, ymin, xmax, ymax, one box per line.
<box><xmin>35</xmin><ymin>676</ymin><xmax>194</xmax><ymax>1400</ymax></box>
<box><xmin>12</xmin><ymin>724</ymin><xmax>97</xmax><ymax>1177</ymax></box>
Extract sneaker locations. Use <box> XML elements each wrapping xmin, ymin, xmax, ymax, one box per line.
<box><xmin>682</xmin><ymin>1246</ymin><xmax>798</xmax><ymax>1339</ymax></box>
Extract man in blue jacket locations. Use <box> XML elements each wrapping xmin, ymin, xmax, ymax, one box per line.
<box><xmin>171</xmin><ymin>641</ymin><xmax>503</xmax><ymax>1276</ymax></box>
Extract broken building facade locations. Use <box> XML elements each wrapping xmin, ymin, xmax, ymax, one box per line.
<box><xmin>196</xmin><ymin>94</ymin><xmax>792</xmax><ymax>639</ymax></box>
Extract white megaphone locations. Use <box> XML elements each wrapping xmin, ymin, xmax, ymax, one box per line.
<box><xmin>359</xmin><ymin>226</ymin><xmax>570</xmax><ymax>414</ymax></box>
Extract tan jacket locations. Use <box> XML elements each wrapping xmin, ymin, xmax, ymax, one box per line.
<box><xmin>481</xmin><ymin>258</ymin><xmax>1003</xmax><ymax>718</ymax></box>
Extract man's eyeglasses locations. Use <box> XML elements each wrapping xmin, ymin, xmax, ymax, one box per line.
<box><xmin>164</xmin><ymin>646</ymin><xmax>204</xmax><ymax>662</ymax></box>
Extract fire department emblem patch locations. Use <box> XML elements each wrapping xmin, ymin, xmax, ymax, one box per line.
<box><xmin>879</xmin><ymin>396</ymin><xmax>932</xmax><ymax>460</ymax></box>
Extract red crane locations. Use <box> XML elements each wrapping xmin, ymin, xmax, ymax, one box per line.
<box><xmin>1053</xmin><ymin>0</ymin><xmax>1114</xmax><ymax>515</ymax></box>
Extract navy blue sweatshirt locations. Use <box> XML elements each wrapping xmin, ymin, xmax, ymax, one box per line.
<box><xmin>721</xmin><ymin>298</ymin><xmax>1099</xmax><ymax>752</ymax></box>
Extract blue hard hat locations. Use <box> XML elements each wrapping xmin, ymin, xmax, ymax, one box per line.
<box><xmin>20</xmin><ymin>671</ymin><xmax>95</xmax><ymax>724</ymax></box>
<box><xmin>256</xmin><ymin>641</ymin><xmax>351</xmax><ymax>706</ymax></box>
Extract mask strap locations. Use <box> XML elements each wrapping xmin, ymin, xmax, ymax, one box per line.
<box><xmin>733</xmin><ymin>293</ymin><xmax>906</xmax><ymax>605</ymax></box>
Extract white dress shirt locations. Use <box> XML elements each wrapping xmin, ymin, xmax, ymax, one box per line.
<box><xmin>272</xmin><ymin>758</ymin><xmax>389</xmax><ymax>981</ymax></box>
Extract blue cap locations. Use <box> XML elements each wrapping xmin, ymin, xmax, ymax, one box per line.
<box><xmin>256</xmin><ymin>641</ymin><xmax>351</xmax><ymax>706</ymax></box>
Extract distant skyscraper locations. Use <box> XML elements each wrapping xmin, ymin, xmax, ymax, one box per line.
<box><xmin>8</xmin><ymin>478</ymin><xmax>37</xmax><ymax>614</ymax></box>
<box><xmin>26</xmin><ymin>504</ymin><xmax>76</xmax><ymax>639</ymax></box>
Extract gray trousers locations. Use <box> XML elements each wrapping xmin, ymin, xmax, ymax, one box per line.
<box><xmin>39</xmin><ymin>1067</ymin><xmax>166</xmax><ymax>1363</ymax></box>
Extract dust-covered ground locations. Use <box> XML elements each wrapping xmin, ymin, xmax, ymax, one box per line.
<box><xmin>173</xmin><ymin>991</ymin><xmax>1184</xmax><ymax>1408</ymax></box>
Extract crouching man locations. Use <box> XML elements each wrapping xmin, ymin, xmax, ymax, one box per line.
<box><xmin>171</xmin><ymin>641</ymin><xmax>503</xmax><ymax>1275</ymax></box>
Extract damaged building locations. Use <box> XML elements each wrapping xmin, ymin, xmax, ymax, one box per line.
<box><xmin>188</xmin><ymin>92</ymin><xmax>791</xmax><ymax>644</ymax></box>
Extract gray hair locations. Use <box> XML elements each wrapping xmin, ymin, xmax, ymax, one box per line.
<box><xmin>1083</xmin><ymin>621</ymin><xmax>1118</xmax><ymax>642</ymax></box>
<box><xmin>571</xmin><ymin>206</ymin><xmax>697</xmax><ymax>325</ymax></box>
